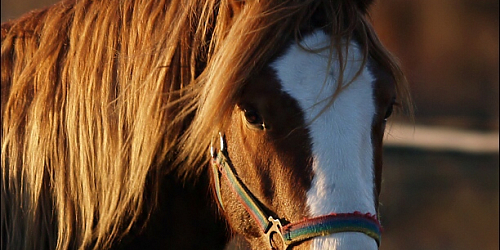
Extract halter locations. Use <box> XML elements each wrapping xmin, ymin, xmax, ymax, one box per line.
<box><xmin>210</xmin><ymin>133</ymin><xmax>382</xmax><ymax>249</ymax></box>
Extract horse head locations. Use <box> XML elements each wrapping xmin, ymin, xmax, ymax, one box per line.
<box><xmin>205</xmin><ymin>1</ymin><xmax>400</xmax><ymax>249</ymax></box>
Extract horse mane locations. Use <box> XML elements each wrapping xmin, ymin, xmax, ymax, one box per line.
<box><xmin>1</xmin><ymin>0</ymin><xmax>410</xmax><ymax>249</ymax></box>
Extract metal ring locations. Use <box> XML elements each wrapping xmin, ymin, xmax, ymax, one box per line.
<box><xmin>265</xmin><ymin>217</ymin><xmax>288</xmax><ymax>250</ymax></box>
<box><xmin>218</xmin><ymin>132</ymin><xmax>225</xmax><ymax>152</ymax></box>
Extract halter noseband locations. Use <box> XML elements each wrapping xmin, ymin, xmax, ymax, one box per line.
<box><xmin>210</xmin><ymin>133</ymin><xmax>382</xmax><ymax>249</ymax></box>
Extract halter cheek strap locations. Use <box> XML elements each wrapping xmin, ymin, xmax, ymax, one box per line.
<box><xmin>210</xmin><ymin>133</ymin><xmax>382</xmax><ymax>249</ymax></box>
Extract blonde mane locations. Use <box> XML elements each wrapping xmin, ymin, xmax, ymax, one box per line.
<box><xmin>1</xmin><ymin>0</ymin><xmax>410</xmax><ymax>249</ymax></box>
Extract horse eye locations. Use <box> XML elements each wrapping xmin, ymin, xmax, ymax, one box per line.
<box><xmin>244</xmin><ymin>109</ymin><xmax>263</xmax><ymax>125</ymax></box>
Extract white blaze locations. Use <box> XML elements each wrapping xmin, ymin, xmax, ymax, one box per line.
<box><xmin>271</xmin><ymin>30</ymin><xmax>378</xmax><ymax>249</ymax></box>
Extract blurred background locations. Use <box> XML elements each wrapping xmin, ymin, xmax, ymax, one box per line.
<box><xmin>2</xmin><ymin>0</ymin><xmax>498</xmax><ymax>249</ymax></box>
<box><xmin>371</xmin><ymin>1</ymin><xmax>499</xmax><ymax>249</ymax></box>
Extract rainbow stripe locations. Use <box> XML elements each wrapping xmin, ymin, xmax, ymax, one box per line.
<box><xmin>282</xmin><ymin>212</ymin><xmax>382</xmax><ymax>246</ymax></box>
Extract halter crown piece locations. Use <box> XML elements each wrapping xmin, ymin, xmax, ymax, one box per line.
<box><xmin>210</xmin><ymin>133</ymin><xmax>382</xmax><ymax>249</ymax></box>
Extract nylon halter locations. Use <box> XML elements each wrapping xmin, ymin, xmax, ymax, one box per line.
<box><xmin>210</xmin><ymin>133</ymin><xmax>382</xmax><ymax>249</ymax></box>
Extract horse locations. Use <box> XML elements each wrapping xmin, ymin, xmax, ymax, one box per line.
<box><xmin>1</xmin><ymin>0</ymin><xmax>411</xmax><ymax>249</ymax></box>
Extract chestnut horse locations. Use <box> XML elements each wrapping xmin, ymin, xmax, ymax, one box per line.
<box><xmin>1</xmin><ymin>0</ymin><xmax>411</xmax><ymax>249</ymax></box>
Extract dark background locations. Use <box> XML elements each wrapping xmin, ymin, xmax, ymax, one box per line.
<box><xmin>2</xmin><ymin>0</ymin><xmax>498</xmax><ymax>249</ymax></box>
<box><xmin>370</xmin><ymin>1</ymin><xmax>498</xmax><ymax>249</ymax></box>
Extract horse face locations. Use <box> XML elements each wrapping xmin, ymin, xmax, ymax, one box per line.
<box><xmin>220</xmin><ymin>30</ymin><xmax>396</xmax><ymax>249</ymax></box>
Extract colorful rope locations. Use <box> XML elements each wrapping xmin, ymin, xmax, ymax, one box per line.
<box><xmin>282</xmin><ymin>212</ymin><xmax>382</xmax><ymax>246</ymax></box>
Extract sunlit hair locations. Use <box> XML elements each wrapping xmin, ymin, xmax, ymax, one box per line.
<box><xmin>1</xmin><ymin>0</ymin><xmax>411</xmax><ymax>249</ymax></box>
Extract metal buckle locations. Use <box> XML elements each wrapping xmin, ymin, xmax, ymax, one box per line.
<box><xmin>265</xmin><ymin>217</ymin><xmax>288</xmax><ymax>250</ymax></box>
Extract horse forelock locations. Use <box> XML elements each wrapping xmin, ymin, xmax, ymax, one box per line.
<box><xmin>1</xmin><ymin>0</ymin><xmax>410</xmax><ymax>249</ymax></box>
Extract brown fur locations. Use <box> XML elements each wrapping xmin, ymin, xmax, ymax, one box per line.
<box><xmin>1</xmin><ymin>0</ymin><xmax>411</xmax><ymax>249</ymax></box>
